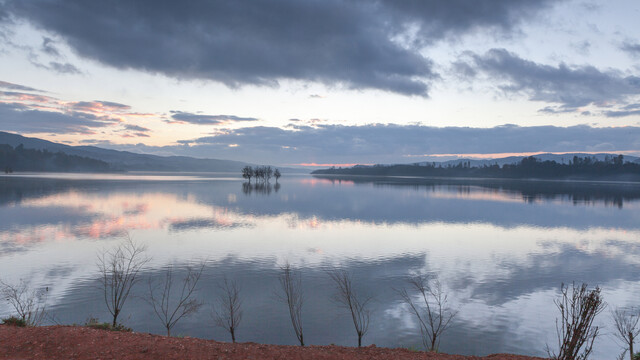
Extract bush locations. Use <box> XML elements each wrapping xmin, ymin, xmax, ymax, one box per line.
<box><xmin>84</xmin><ymin>317</ymin><xmax>132</xmax><ymax>332</ymax></box>
<box><xmin>2</xmin><ymin>316</ymin><xmax>27</xmax><ymax>327</ymax></box>
<box><xmin>634</xmin><ymin>352</ymin><xmax>640</xmax><ymax>360</ymax></box>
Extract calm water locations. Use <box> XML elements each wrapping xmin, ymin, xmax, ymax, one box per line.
<box><xmin>1</xmin><ymin>173</ymin><xmax>639</xmax><ymax>358</ymax></box>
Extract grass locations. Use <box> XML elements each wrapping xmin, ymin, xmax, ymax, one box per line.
<box><xmin>1</xmin><ymin>316</ymin><xmax>26</xmax><ymax>327</ymax></box>
<box><xmin>84</xmin><ymin>317</ymin><xmax>132</xmax><ymax>332</ymax></box>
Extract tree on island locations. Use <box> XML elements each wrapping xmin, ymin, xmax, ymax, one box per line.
<box><xmin>241</xmin><ymin>166</ymin><xmax>253</xmax><ymax>183</ymax></box>
<box><xmin>242</xmin><ymin>165</ymin><xmax>280</xmax><ymax>183</ymax></box>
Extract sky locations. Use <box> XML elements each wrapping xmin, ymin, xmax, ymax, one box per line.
<box><xmin>1</xmin><ymin>0</ymin><xmax>640</xmax><ymax>167</ymax></box>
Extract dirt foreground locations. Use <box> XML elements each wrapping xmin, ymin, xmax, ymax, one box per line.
<box><xmin>0</xmin><ymin>325</ymin><xmax>547</xmax><ymax>360</ymax></box>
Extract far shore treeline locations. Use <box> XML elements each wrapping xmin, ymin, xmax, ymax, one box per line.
<box><xmin>312</xmin><ymin>155</ymin><xmax>640</xmax><ymax>180</ymax></box>
<box><xmin>1</xmin><ymin>144</ymin><xmax>113</xmax><ymax>173</ymax></box>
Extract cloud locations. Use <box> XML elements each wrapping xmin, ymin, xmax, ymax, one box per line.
<box><xmin>603</xmin><ymin>110</ymin><xmax>640</xmax><ymax>118</ymax></box>
<box><xmin>621</xmin><ymin>41</ymin><xmax>640</xmax><ymax>57</ymax></box>
<box><xmin>380</xmin><ymin>0</ymin><xmax>558</xmax><ymax>45</ymax></box>
<box><xmin>0</xmin><ymin>91</ymin><xmax>56</xmax><ymax>103</ymax></box>
<box><xmin>0</xmin><ymin>80</ymin><xmax>44</xmax><ymax>92</ymax></box>
<box><xmin>119</xmin><ymin>124</ymin><xmax>151</xmax><ymax>138</ymax></box>
<box><xmin>41</xmin><ymin>37</ymin><xmax>60</xmax><ymax>57</ymax></box>
<box><xmin>158</xmin><ymin>123</ymin><xmax>640</xmax><ymax>165</ymax></box>
<box><xmin>29</xmin><ymin>57</ymin><xmax>82</xmax><ymax>75</ymax></box>
<box><xmin>71</xmin><ymin>100</ymin><xmax>131</xmax><ymax>113</ymax></box>
<box><xmin>48</xmin><ymin>61</ymin><xmax>81</xmax><ymax>74</ymax></box>
<box><xmin>168</xmin><ymin>111</ymin><xmax>258</xmax><ymax>125</ymax></box>
<box><xmin>123</xmin><ymin>124</ymin><xmax>150</xmax><ymax>132</ymax></box>
<box><xmin>4</xmin><ymin>0</ymin><xmax>558</xmax><ymax>96</ymax></box>
<box><xmin>0</xmin><ymin>92</ymin><xmax>156</xmax><ymax>135</ymax></box>
<box><xmin>458</xmin><ymin>48</ymin><xmax>640</xmax><ymax>111</ymax></box>
<box><xmin>0</xmin><ymin>102</ymin><xmax>120</xmax><ymax>134</ymax></box>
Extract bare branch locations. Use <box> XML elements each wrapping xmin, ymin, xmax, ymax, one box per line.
<box><xmin>395</xmin><ymin>274</ymin><xmax>457</xmax><ymax>352</ymax></box>
<box><xmin>612</xmin><ymin>307</ymin><xmax>640</xmax><ymax>360</ymax></box>
<box><xmin>147</xmin><ymin>263</ymin><xmax>204</xmax><ymax>336</ymax></box>
<box><xmin>0</xmin><ymin>279</ymin><xmax>48</xmax><ymax>326</ymax></box>
<box><xmin>328</xmin><ymin>269</ymin><xmax>372</xmax><ymax>347</ymax></box>
<box><xmin>213</xmin><ymin>276</ymin><xmax>243</xmax><ymax>343</ymax></box>
<box><xmin>277</xmin><ymin>262</ymin><xmax>304</xmax><ymax>346</ymax></box>
<box><xmin>96</xmin><ymin>234</ymin><xmax>150</xmax><ymax>327</ymax></box>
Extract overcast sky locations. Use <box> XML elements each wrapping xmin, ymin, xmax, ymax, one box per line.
<box><xmin>1</xmin><ymin>0</ymin><xmax>640</xmax><ymax>166</ymax></box>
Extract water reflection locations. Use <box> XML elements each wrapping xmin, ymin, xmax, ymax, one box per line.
<box><xmin>313</xmin><ymin>174</ymin><xmax>640</xmax><ymax>208</ymax></box>
<box><xmin>0</xmin><ymin>174</ymin><xmax>639</xmax><ymax>359</ymax></box>
<box><xmin>241</xmin><ymin>182</ymin><xmax>280</xmax><ymax>195</ymax></box>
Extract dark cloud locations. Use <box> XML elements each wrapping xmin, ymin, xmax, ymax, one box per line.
<box><xmin>621</xmin><ymin>41</ymin><xmax>640</xmax><ymax>57</ymax></box>
<box><xmin>538</xmin><ymin>106</ymin><xmax>576</xmax><ymax>114</ymax></box>
<box><xmin>0</xmin><ymin>102</ymin><xmax>120</xmax><ymax>134</ymax></box>
<box><xmin>48</xmin><ymin>61</ymin><xmax>81</xmax><ymax>74</ymax></box>
<box><xmin>381</xmin><ymin>0</ymin><xmax>558</xmax><ymax>45</ymax></box>
<box><xmin>169</xmin><ymin>111</ymin><xmax>258</xmax><ymax>125</ymax></box>
<box><xmin>0</xmin><ymin>80</ymin><xmax>44</xmax><ymax>92</ymax></box>
<box><xmin>41</xmin><ymin>37</ymin><xmax>60</xmax><ymax>57</ymax></box>
<box><xmin>123</xmin><ymin>124</ymin><xmax>150</xmax><ymax>132</ymax></box>
<box><xmin>603</xmin><ymin>109</ymin><xmax>640</xmax><ymax>118</ymax></box>
<box><xmin>4</xmin><ymin>0</ymin><xmax>558</xmax><ymax>96</ymax></box>
<box><xmin>165</xmin><ymin>123</ymin><xmax>640</xmax><ymax>164</ymax></box>
<box><xmin>118</xmin><ymin>124</ymin><xmax>152</xmax><ymax>138</ymax></box>
<box><xmin>29</xmin><ymin>56</ymin><xmax>83</xmax><ymax>75</ymax></box>
<box><xmin>459</xmin><ymin>48</ymin><xmax>640</xmax><ymax>111</ymax></box>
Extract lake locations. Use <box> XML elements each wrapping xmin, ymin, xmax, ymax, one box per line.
<box><xmin>1</xmin><ymin>172</ymin><xmax>639</xmax><ymax>358</ymax></box>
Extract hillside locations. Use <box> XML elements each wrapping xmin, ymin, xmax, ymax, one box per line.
<box><xmin>0</xmin><ymin>144</ymin><xmax>113</xmax><ymax>172</ymax></box>
<box><xmin>0</xmin><ymin>131</ymin><xmax>248</xmax><ymax>172</ymax></box>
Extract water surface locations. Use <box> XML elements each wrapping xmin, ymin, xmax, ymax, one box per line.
<box><xmin>0</xmin><ymin>173</ymin><xmax>638</xmax><ymax>358</ymax></box>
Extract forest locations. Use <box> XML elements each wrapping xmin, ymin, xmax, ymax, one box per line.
<box><xmin>312</xmin><ymin>155</ymin><xmax>640</xmax><ymax>180</ymax></box>
<box><xmin>0</xmin><ymin>144</ymin><xmax>113</xmax><ymax>173</ymax></box>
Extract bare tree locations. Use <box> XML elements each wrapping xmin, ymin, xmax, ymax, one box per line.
<box><xmin>274</xmin><ymin>168</ymin><xmax>281</xmax><ymax>183</ymax></box>
<box><xmin>548</xmin><ymin>283</ymin><xmax>606</xmax><ymax>360</ymax></box>
<box><xmin>0</xmin><ymin>279</ymin><xmax>48</xmax><ymax>326</ymax></box>
<box><xmin>97</xmin><ymin>236</ymin><xmax>150</xmax><ymax>327</ymax></box>
<box><xmin>396</xmin><ymin>274</ymin><xmax>457</xmax><ymax>352</ymax></box>
<box><xmin>213</xmin><ymin>277</ymin><xmax>243</xmax><ymax>343</ymax></box>
<box><xmin>328</xmin><ymin>269</ymin><xmax>372</xmax><ymax>347</ymax></box>
<box><xmin>612</xmin><ymin>307</ymin><xmax>640</xmax><ymax>360</ymax></box>
<box><xmin>277</xmin><ymin>262</ymin><xmax>305</xmax><ymax>346</ymax></box>
<box><xmin>241</xmin><ymin>166</ymin><xmax>253</xmax><ymax>183</ymax></box>
<box><xmin>147</xmin><ymin>264</ymin><xmax>204</xmax><ymax>336</ymax></box>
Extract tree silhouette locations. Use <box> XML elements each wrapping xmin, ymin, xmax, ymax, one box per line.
<box><xmin>241</xmin><ymin>166</ymin><xmax>253</xmax><ymax>183</ymax></box>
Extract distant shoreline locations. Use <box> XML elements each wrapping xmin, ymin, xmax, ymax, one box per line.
<box><xmin>311</xmin><ymin>155</ymin><xmax>640</xmax><ymax>182</ymax></box>
<box><xmin>312</xmin><ymin>173</ymin><xmax>640</xmax><ymax>185</ymax></box>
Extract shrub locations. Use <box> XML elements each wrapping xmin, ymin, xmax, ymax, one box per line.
<box><xmin>84</xmin><ymin>317</ymin><xmax>132</xmax><ymax>332</ymax></box>
<box><xmin>2</xmin><ymin>316</ymin><xmax>27</xmax><ymax>327</ymax></box>
<box><xmin>634</xmin><ymin>352</ymin><xmax>640</xmax><ymax>360</ymax></box>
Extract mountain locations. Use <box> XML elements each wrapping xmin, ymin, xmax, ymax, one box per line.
<box><xmin>0</xmin><ymin>131</ymin><xmax>298</xmax><ymax>173</ymax></box>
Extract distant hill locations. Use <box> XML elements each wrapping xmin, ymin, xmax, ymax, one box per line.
<box><xmin>0</xmin><ymin>131</ymin><xmax>301</xmax><ymax>173</ymax></box>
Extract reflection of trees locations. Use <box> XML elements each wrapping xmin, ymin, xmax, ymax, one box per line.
<box><xmin>313</xmin><ymin>175</ymin><xmax>640</xmax><ymax>208</ymax></box>
<box><xmin>242</xmin><ymin>182</ymin><xmax>280</xmax><ymax>195</ymax></box>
